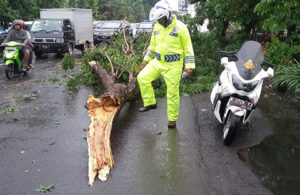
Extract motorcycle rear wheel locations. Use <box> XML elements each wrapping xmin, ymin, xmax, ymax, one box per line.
<box><xmin>223</xmin><ymin>112</ymin><xmax>242</xmax><ymax>145</ymax></box>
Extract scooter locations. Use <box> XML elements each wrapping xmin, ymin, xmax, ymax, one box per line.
<box><xmin>2</xmin><ymin>41</ymin><xmax>29</xmax><ymax>79</ymax></box>
<box><xmin>210</xmin><ymin>41</ymin><xmax>274</xmax><ymax>145</ymax></box>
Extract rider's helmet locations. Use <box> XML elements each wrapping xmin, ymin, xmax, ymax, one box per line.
<box><xmin>149</xmin><ymin>0</ymin><xmax>172</xmax><ymax>22</ymax></box>
<box><xmin>19</xmin><ymin>20</ymin><xmax>25</xmax><ymax>28</ymax></box>
<box><xmin>12</xmin><ymin>20</ymin><xmax>21</xmax><ymax>28</ymax></box>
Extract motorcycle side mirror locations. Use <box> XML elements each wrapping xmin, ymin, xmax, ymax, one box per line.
<box><xmin>266</xmin><ymin>67</ymin><xmax>274</xmax><ymax>78</ymax></box>
<box><xmin>221</xmin><ymin>57</ymin><xmax>228</xmax><ymax>66</ymax></box>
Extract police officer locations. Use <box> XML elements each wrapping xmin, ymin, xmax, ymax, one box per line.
<box><xmin>137</xmin><ymin>0</ymin><xmax>195</xmax><ymax>128</ymax></box>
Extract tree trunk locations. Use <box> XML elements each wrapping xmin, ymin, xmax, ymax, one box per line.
<box><xmin>86</xmin><ymin>61</ymin><xmax>137</xmax><ymax>186</ymax></box>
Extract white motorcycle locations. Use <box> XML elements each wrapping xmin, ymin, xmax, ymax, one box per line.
<box><xmin>210</xmin><ymin>41</ymin><xmax>274</xmax><ymax>145</ymax></box>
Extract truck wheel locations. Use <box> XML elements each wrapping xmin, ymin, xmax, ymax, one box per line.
<box><xmin>222</xmin><ymin>112</ymin><xmax>242</xmax><ymax>145</ymax></box>
<box><xmin>80</xmin><ymin>43</ymin><xmax>90</xmax><ymax>54</ymax></box>
<box><xmin>67</xmin><ymin>43</ymin><xmax>74</xmax><ymax>55</ymax></box>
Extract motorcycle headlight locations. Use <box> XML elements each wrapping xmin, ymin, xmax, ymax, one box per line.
<box><xmin>56</xmin><ymin>38</ymin><xmax>64</xmax><ymax>43</ymax></box>
<box><xmin>6</xmin><ymin>52</ymin><xmax>15</xmax><ymax>59</ymax></box>
<box><xmin>232</xmin><ymin>74</ymin><xmax>259</xmax><ymax>93</ymax></box>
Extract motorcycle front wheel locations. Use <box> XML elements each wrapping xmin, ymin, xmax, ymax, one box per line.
<box><xmin>223</xmin><ymin>112</ymin><xmax>242</xmax><ymax>145</ymax></box>
<box><xmin>5</xmin><ymin>64</ymin><xmax>14</xmax><ymax>79</ymax></box>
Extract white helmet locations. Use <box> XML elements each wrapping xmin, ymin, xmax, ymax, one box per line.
<box><xmin>149</xmin><ymin>0</ymin><xmax>172</xmax><ymax>22</ymax></box>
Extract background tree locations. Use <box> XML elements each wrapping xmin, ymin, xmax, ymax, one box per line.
<box><xmin>254</xmin><ymin>0</ymin><xmax>300</xmax><ymax>40</ymax></box>
<box><xmin>143</xmin><ymin>0</ymin><xmax>158</xmax><ymax>19</ymax></box>
<box><xmin>190</xmin><ymin>0</ymin><xmax>261</xmax><ymax>39</ymax></box>
<box><xmin>0</xmin><ymin>0</ymin><xmax>156</xmax><ymax>24</ymax></box>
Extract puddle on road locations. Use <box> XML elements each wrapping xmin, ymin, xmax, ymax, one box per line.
<box><xmin>240</xmin><ymin>91</ymin><xmax>300</xmax><ymax>194</ymax></box>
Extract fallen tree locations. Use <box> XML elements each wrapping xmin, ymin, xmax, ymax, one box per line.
<box><xmin>85</xmin><ymin>32</ymin><xmax>150</xmax><ymax>186</ymax></box>
<box><xmin>87</xmin><ymin>61</ymin><xmax>137</xmax><ymax>185</ymax></box>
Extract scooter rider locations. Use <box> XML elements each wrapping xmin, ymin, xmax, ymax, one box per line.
<box><xmin>1</xmin><ymin>20</ymin><xmax>31</xmax><ymax>71</ymax></box>
<box><xmin>137</xmin><ymin>0</ymin><xmax>195</xmax><ymax>128</ymax></box>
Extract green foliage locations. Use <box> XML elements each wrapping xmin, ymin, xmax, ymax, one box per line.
<box><xmin>272</xmin><ymin>59</ymin><xmax>300</xmax><ymax>92</ymax></box>
<box><xmin>191</xmin><ymin>32</ymin><xmax>223</xmax><ymax>76</ymax></box>
<box><xmin>152</xmin><ymin>74</ymin><xmax>218</xmax><ymax>98</ymax></box>
<box><xmin>0</xmin><ymin>0</ymin><xmax>67</xmax><ymax>21</ymax></box>
<box><xmin>150</xmin><ymin>31</ymin><xmax>221</xmax><ymax>98</ymax></box>
<box><xmin>97</xmin><ymin>0</ymin><xmax>148</xmax><ymax>22</ymax></box>
<box><xmin>61</xmin><ymin>53</ymin><xmax>76</xmax><ymax>71</ymax></box>
<box><xmin>65</xmin><ymin>33</ymin><xmax>150</xmax><ymax>92</ymax></box>
<box><xmin>254</xmin><ymin>0</ymin><xmax>300</xmax><ymax>33</ymax></box>
<box><xmin>223</xmin><ymin>32</ymin><xmax>245</xmax><ymax>51</ymax></box>
<box><xmin>35</xmin><ymin>184</ymin><xmax>55</xmax><ymax>193</ymax></box>
<box><xmin>48</xmin><ymin>77</ymin><xmax>60</xmax><ymax>83</ymax></box>
<box><xmin>0</xmin><ymin>0</ymin><xmax>156</xmax><ymax>23</ymax></box>
<box><xmin>190</xmin><ymin>0</ymin><xmax>260</xmax><ymax>39</ymax></box>
<box><xmin>0</xmin><ymin>107</ymin><xmax>17</xmax><ymax>113</ymax></box>
<box><xmin>66</xmin><ymin>29</ymin><xmax>220</xmax><ymax>97</ymax></box>
<box><xmin>180</xmin><ymin>75</ymin><xmax>218</xmax><ymax>96</ymax></box>
<box><xmin>264</xmin><ymin>36</ymin><xmax>300</xmax><ymax>66</ymax></box>
<box><xmin>65</xmin><ymin>65</ymin><xmax>102</xmax><ymax>92</ymax></box>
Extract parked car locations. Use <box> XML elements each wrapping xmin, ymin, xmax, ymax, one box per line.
<box><xmin>136</xmin><ymin>22</ymin><xmax>153</xmax><ymax>35</ymax></box>
<box><xmin>129</xmin><ymin>23</ymin><xmax>139</xmax><ymax>37</ymax></box>
<box><xmin>0</xmin><ymin>26</ymin><xmax>9</xmax><ymax>51</ymax></box>
<box><xmin>30</xmin><ymin>9</ymin><xmax>93</xmax><ymax>57</ymax></box>
<box><xmin>94</xmin><ymin>21</ymin><xmax>123</xmax><ymax>44</ymax></box>
<box><xmin>0</xmin><ymin>26</ymin><xmax>7</xmax><ymax>35</ymax></box>
<box><xmin>93</xmin><ymin>21</ymin><xmax>105</xmax><ymax>31</ymax></box>
<box><xmin>24</xmin><ymin>21</ymin><xmax>33</xmax><ymax>31</ymax></box>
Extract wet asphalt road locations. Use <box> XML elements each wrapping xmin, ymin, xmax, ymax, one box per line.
<box><xmin>0</xmin><ymin>56</ymin><xmax>272</xmax><ymax>194</ymax></box>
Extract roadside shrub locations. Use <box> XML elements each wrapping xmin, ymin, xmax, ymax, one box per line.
<box><xmin>191</xmin><ymin>31</ymin><xmax>223</xmax><ymax>76</ymax></box>
<box><xmin>264</xmin><ymin>36</ymin><xmax>300</xmax><ymax>66</ymax></box>
<box><xmin>272</xmin><ymin>59</ymin><xmax>300</xmax><ymax>92</ymax></box>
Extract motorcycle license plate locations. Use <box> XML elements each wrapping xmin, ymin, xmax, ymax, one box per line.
<box><xmin>229</xmin><ymin>97</ymin><xmax>253</xmax><ymax>111</ymax></box>
<box><xmin>42</xmin><ymin>45</ymin><xmax>49</xmax><ymax>49</ymax></box>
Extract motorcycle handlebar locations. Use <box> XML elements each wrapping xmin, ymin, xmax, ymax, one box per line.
<box><xmin>262</xmin><ymin>61</ymin><xmax>275</xmax><ymax>68</ymax></box>
<box><xmin>218</xmin><ymin>50</ymin><xmax>236</xmax><ymax>56</ymax></box>
<box><xmin>218</xmin><ymin>50</ymin><xmax>238</xmax><ymax>61</ymax></box>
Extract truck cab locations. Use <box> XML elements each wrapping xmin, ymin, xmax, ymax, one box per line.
<box><xmin>30</xmin><ymin>19</ymin><xmax>74</xmax><ymax>56</ymax></box>
<box><xmin>30</xmin><ymin>9</ymin><xmax>94</xmax><ymax>57</ymax></box>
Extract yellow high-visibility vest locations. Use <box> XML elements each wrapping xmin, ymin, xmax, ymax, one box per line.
<box><xmin>144</xmin><ymin>15</ymin><xmax>195</xmax><ymax>69</ymax></box>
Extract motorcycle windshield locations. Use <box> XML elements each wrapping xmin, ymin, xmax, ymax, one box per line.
<box><xmin>236</xmin><ymin>41</ymin><xmax>264</xmax><ymax>80</ymax></box>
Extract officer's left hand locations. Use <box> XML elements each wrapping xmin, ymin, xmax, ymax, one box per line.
<box><xmin>21</xmin><ymin>43</ymin><xmax>25</xmax><ymax>47</ymax></box>
<box><xmin>183</xmin><ymin>69</ymin><xmax>193</xmax><ymax>77</ymax></box>
<box><xmin>139</xmin><ymin>60</ymin><xmax>148</xmax><ymax>71</ymax></box>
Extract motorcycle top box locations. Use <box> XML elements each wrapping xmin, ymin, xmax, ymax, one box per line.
<box><xmin>210</xmin><ymin>41</ymin><xmax>274</xmax><ymax>145</ymax></box>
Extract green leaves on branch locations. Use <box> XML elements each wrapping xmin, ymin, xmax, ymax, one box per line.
<box><xmin>83</xmin><ymin>32</ymin><xmax>150</xmax><ymax>82</ymax></box>
<box><xmin>254</xmin><ymin>0</ymin><xmax>300</xmax><ymax>33</ymax></box>
<box><xmin>0</xmin><ymin>107</ymin><xmax>17</xmax><ymax>113</ymax></box>
<box><xmin>61</xmin><ymin>53</ymin><xmax>76</xmax><ymax>71</ymax></box>
<box><xmin>35</xmin><ymin>184</ymin><xmax>55</xmax><ymax>193</ymax></box>
<box><xmin>65</xmin><ymin>32</ymin><xmax>150</xmax><ymax>93</ymax></box>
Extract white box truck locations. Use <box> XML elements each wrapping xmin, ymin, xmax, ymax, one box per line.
<box><xmin>30</xmin><ymin>8</ymin><xmax>93</xmax><ymax>56</ymax></box>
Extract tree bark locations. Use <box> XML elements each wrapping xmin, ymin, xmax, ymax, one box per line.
<box><xmin>87</xmin><ymin>61</ymin><xmax>137</xmax><ymax>186</ymax></box>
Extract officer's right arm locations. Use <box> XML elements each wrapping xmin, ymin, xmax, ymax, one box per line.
<box><xmin>143</xmin><ymin>28</ymin><xmax>157</xmax><ymax>63</ymax></box>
